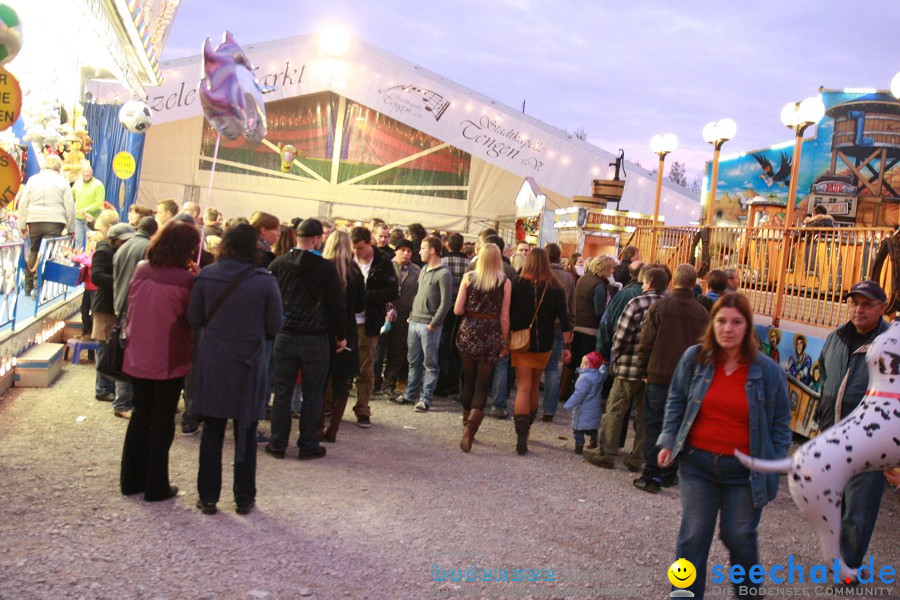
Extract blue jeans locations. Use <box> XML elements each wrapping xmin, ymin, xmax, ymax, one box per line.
<box><xmin>269</xmin><ymin>332</ymin><xmax>330</xmax><ymax>454</ymax></box>
<box><xmin>841</xmin><ymin>470</ymin><xmax>886</xmax><ymax>569</ymax></box>
<box><xmin>643</xmin><ymin>383</ymin><xmax>678</xmax><ymax>482</ymax></box>
<box><xmin>75</xmin><ymin>219</ymin><xmax>87</xmax><ymax>251</ymax></box>
<box><xmin>114</xmin><ymin>379</ymin><xmax>133</xmax><ymax>413</ymax></box>
<box><xmin>541</xmin><ymin>326</ymin><xmax>564</xmax><ymax>415</ymax></box>
<box><xmin>404</xmin><ymin>321</ymin><xmax>442</xmax><ymax>405</ymax></box>
<box><xmin>676</xmin><ymin>447</ymin><xmax>762</xmax><ymax>600</ymax></box>
<box><xmin>94</xmin><ymin>342</ymin><xmax>116</xmax><ymax>396</ymax></box>
<box><xmin>491</xmin><ymin>353</ymin><xmax>510</xmax><ymax>410</ymax></box>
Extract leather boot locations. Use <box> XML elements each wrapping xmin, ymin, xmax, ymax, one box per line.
<box><xmin>514</xmin><ymin>414</ymin><xmax>531</xmax><ymax>455</ymax></box>
<box><xmin>529</xmin><ymin>410</ymin><xmax>538</xmax><ymax>425</ymax></box>
<box><xmin>324</xmin><ymin>390</ymin><xmax>349</xmax><ymax>443</ymax></box>
<box><xmin>462</xmin><ymin>409</ymin><xmax>470</xmax><ymax>427</ymax></box>
<box><xmin>460</xmin><ymin>409</ymin><xmax>483</xmax><ymax>452</ymax></box>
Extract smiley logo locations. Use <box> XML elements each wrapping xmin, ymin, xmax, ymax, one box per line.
<box><xmin>668</xmin><ymin>558</ymin><xmax>696</xmax><ymax>588</ymax></box>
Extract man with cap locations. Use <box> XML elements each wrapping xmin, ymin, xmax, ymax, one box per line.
<box><xmin>816</xmin><ymin>279</ymin><xmax>890</xmax><ymax>578</ymax></box>
<box><xmin>266</xmin><ymin>218</ymin><xmax>347</xmax><ymax>460</ymax></box>
<box><xmin>92</xmin><ymin>223</ymin><xmax>136</xmax><ymax>418</ymax></box>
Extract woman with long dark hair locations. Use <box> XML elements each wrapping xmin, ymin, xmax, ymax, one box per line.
<box><xmin>318</xmin><ymin>230</ymin><xmax>365</xmax><ymax>442</ymax></box>
<box><xmin>120</xmin><ymin>220</ymin><xmax>200</xmax><ymax>502</ymax></box>
<box><xmin>189</xmin><ymin>224</ymin><xmax>283</xmax><ymax>515</ymax></box>
<box><xmin>508</xmin><ymin>248</ymin><xmax>572</xmax><ymax>454</ymax></box>
<box><xmin>657</xmin><ymin>293</ymin><xmax>791</xmax><ymax>600</ymax></box>
<box><xmin>454</xmin><ymin>243</ymin><xmax>511</xmax><ymax>452</ymax></box>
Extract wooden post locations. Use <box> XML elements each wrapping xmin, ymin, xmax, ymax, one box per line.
<box><xmin>650</xmin><ymin>155</ymin><xmax>666</xmax><ymax>262</ymax></box>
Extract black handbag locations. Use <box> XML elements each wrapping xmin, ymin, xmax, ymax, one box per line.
<box><xmin>97</xmin><ymin>320</ymin><xmax>129</xmax><ymax>382</ymax></box>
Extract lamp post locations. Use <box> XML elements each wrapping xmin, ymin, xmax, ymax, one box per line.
<box><xmin>779</xmin><ymin>96</ymin><xmax>825</xmax><ymax>226</ymax></box>
<box><xmin>649</xmin><ymin>133</ymin><xmax>677</xmax><ymax>262</ymax></box>
<box><xmin>772</xmin><ymin>95</ymin><xmax>825</xmax><ymax>326</ymax></box>
<box><xmin>702</xmin><ymin>118</ymin><xmax>737</xmax><ymax>226</ymax></box>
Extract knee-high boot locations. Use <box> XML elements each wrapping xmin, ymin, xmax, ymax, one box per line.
<box><xmin>514</xmin><ymin>414</ymin><xmax>531</xmax><ymax>455</ymax></box>
<box><xmin>462</xmin><ymin>409</ymin><xmax>470</xmax><ymax>427</ymax></box>
<box><xmin>325</xmin><ymin>390</ymin><xmax>349</xmax><ymax>443</ymax></box>
<box><xmin>460</xmin><ymin>409</ymin><xmax>483</xmax><ymax>452</ymax></box>
<box><xmin>529</xmin><ymin>410</ymin><xmax>537</xmax><ymax>425</ymax></box>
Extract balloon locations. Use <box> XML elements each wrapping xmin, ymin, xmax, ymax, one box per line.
<box><xmin>0</xmin><ymin>4</ymin><xmax>22</xmax><ymax>66</ymax></box>
<box><xmin>735</xmin><ymin>320</ymin><xmax>900</xmax><ymax>583</ymax></box>
<box><xmin>198</xmin><ymin>31</ymin><xmax>268</xmax><ymax>145</ymax></box>
<box><xmin>118</xmin><ymin>100</ymin><xmax>153</xmax><ymax>133</ymax></box>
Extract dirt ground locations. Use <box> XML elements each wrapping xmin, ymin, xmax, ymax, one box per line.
<box><xmin>0</xmin><ymin>359</ymin><xmax>896</xmax><ymax>600</ymax></box>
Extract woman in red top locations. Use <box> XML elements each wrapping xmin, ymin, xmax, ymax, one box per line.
<box><xmin>120</xmin><ymin>221</ymin><xmax>200</xmax><ymax>502</ymax></box>
<box><xmin>657</xmin><ymin>294</ymin><xmax>790</xmax><ymax>600</ymax></box>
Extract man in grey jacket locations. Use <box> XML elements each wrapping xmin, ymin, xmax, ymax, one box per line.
<box><xmin>18</xmin><ymin>155</ymin><xmax>76</xmax><ymax>295</ymax></box>
<box><xmin>391</xmin><ymin>236</ymin><xmax>451</xmax><ymax>412</ymax></box>
<box><xmin>816</xmin><ymin>280</ymin><xmax>890</xmax><ymax>575</ymax></box>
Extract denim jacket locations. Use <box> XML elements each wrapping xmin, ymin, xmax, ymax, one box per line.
<box><xmin>657</xmin><ymin>345</ymin><xmax>792</xmax><ymax>508</ymax></box>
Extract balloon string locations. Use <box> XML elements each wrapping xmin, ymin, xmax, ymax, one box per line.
<box><xmin>198</xmin><ymin>132</ymin><xmax>221</xmax><ymax>264</ymax></box>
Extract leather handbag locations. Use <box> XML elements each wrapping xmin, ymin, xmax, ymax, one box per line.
<box><xmin>97</xmin><ymin>320</ymin><xmax>129</xmax><ymax>381</ymax></box>
<box><xmin>509</xmin><ymin>282</ymin><xmax>547</xmax><ymax>351</ymax></box>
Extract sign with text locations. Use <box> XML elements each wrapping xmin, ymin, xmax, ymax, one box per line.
<box><xmin>0</xmin><ymin>148</ymin><xmax>21</xmax><ymax>206</ymax></box>
<box><xmin>112</xmin><ymin>152</ymin><xmax>136</xmax><ymax>179</ymax></box>
<box><xmin>0</xmin><ymin>68</ymin><xmax>21</xmax><ymax>132</ymax></box>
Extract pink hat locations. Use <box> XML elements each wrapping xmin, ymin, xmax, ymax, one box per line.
<box><xmin>585</xmin><ymin>352</ymin><xmax>604</xmax><ymax>369</ymax></box>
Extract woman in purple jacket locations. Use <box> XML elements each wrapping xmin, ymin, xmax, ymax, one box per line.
<box><xmin>120</xmin><ymin>221</ymin><xmax>200</xmax><ymax>502</ymax></box>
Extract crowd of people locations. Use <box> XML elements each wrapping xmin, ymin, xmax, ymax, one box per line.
<box><xmin>17</xmin><ymin>159</ymin><xmax>895</xmax><ymax>598</ymax></box>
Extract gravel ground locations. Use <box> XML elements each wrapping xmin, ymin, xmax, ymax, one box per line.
<box><xmin>0</xmin><ymin>360</ymin><xmax>897</xmax><ymax>600</ymax></box>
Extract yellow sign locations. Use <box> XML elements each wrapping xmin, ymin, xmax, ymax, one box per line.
<box><xmin>0</xmin><ymin>67</ymin><xmax>21</xmax><ymax>132</ymax></box>
<box><xmin>112</xmin><ymin>151</ymin><xmax>136</xmax><ymax>179</ymax></box>
<box><xmin>0</xmin><ymin>148</ymin><xmax>20</xmax><ymax>205</ymax></box>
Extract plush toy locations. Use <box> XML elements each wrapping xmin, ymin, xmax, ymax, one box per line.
<box><xmin>62</xmin><ymin>135</ymin><xmax>84</xmax><ymax>182</ymax></box>
<box><xmin>736</xmin><ymin>320</ymin><xmax>900</xmax><ymax>584</ymax></box>
<box><xmin>278</xmin><ymin>143</ymin><xmax>297</xmax><ymax>173</ymax></box>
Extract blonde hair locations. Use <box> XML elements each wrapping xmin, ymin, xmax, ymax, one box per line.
<box><xmin>472</xmin><ymin>243</ymin><xmax>504</xmax><ymax>291</ymax></box>
<box><xmin>323</xmin><ymin>230</ymin><xmax>354</xmax><ymax>290</ymax></box>
<box><xmin>95</xmin><ymin>210</ymin><xmax>120</xmax><ymax>237</ymax></box>
<box><xmin>590</xmin><ymin>255</ymin><xmax>617</xmax><ymax>277</ymax></box>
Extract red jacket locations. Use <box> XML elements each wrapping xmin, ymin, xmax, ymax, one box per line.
<box><xmin>123</xmin><ymin>262</ymin><xmax>195</xmax><ymax>380</ymax></box>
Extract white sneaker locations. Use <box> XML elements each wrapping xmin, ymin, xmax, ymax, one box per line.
<box><xmin>414</xmin><ymin>401</ymin><xmax>430</xmax><ymax>413</ymax></box>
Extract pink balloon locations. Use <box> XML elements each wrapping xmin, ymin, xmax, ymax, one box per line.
<box><xmin>198</xmin><ymin>31</ymin><xmax>268</xmax><ymax>144</ymax></box>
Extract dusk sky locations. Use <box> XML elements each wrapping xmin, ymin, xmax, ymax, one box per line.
<box><xmin>162</xmin><ymin>1</ymin><xmax>900</xmax><ymax>181</ymax></box>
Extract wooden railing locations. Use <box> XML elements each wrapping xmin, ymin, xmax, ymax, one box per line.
<box><xmin>626</xmin><ymin>225</ymin><xmax>896</xmax><ymax>330</ymax></box>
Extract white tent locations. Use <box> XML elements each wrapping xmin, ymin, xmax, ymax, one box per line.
<box><xmin>95</xmin><ymin>32</ymin><xmax>701</xmax><ymax>230</ymax></box>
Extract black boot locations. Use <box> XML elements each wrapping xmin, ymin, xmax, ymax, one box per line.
<box><xmin>514</xmin><ymin>415</ymin><xmax>531</xmax><ymax>455</ymax></box>
<box><xmin>529</xmin><ymin>410</ymin><xmax>537</xmax><ymax>425</ymax></box>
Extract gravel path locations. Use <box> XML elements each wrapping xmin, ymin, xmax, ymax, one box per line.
<box><xmin>0</xmin><ymin>360</ymin><xmax>896</xmax><ymax>599</ymax></box>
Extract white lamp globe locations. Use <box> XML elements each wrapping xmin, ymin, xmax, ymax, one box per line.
<box><xmin>891</xmin><ymin>72</ymin><xmax>900</xmax><ymax>99</ymax></box>
<box><xmin>702</xmin><ymin>122</ymin><xmax>717</xmax><ymax>143</ymax></box>
<box><xmin>650</xmin><ymin>134</ymin><xmax>664</xmax><ymax>154</ymax></box>
<box><xmin>717</xmin><ymin>118</ymin><xmax>737</xmax><ymax>141</ymax></box>
<box><xmin>661</xmin><ymin>133</ymin><xmax>678</xmax><ymax>153</ymax></box>
<box><xmin>781</xmin><ymin>102</ymin><xmax>799</xmax><ymax>127</ymax></box>
<box><xmin>798</xmin><ymin>96</ymin><xmax>825</xmax><ymax>125</ymax></box>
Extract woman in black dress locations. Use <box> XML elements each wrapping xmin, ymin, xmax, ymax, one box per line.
<box><xmin>454</xmin><ymin>243</ymin><xmax>511</xmax><ymax>452</ymax></box>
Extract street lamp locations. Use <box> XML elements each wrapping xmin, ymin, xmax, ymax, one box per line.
<box><xmin>779</xmin><ymin>96</ymin><xmax>825</xmax><ymax>226</ymax></box>
<box><xmin>649</xmin><ymin>133</ymin><xmax>677</xmax><ymax>261</ymax></box>
<box><xmin>702</xmin><ymin>118</ymin><xmax>737</xmax><ymax>226</ymax></box>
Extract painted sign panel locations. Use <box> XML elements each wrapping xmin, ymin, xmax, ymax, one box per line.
<box><xmin>754</xmin><ymin>324</ymin><xmax>825</xmax><ymax>438</ymax></box>
<box><xmin>706</xmin><ymin>91</ymin><xmax>900</xmax><ymax>224</ymax></box>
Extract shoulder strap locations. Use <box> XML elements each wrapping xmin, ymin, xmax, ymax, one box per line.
<box><xmin>529</xmin><ymin>282</ymin><xmax>548</xmax><ymax>328</ymax></box>
<box><xmin>206</xmin><ymin>266</ymin><xmax>255</xmax><ymax>324</ymax></box>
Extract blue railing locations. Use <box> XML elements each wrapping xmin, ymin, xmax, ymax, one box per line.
<box><xmin>22</xmin><ymin>235</ymin><xmax>80</xmax><ymax>318</ymax></box>
<box><xmin>0</xmin><ymin>241</ymin><xmax>23</xmax><ymax>330</ymax></box>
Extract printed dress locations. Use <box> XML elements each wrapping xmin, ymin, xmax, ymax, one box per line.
<box><xmin>455</xmin><ymin>273</ymin><xmax>505</xmax><ymax>362</ymax></box>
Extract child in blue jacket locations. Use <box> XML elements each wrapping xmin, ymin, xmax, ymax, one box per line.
<box><xmin>562</xmin><ymin>351</ymin><xmax>607</xmax><ymax>454</ymax></box>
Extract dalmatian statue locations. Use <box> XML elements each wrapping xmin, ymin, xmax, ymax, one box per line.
<box><xmin>735</xmin><ymin>320</ymin><xmax>899</xmax><ymax>583</ymax></box>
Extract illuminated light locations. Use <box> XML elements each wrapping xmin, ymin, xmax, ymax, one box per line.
<box><xmin>592</xmin><ymin>167</ymin><xmax>600</xmax><ymax>175</ymax></box>
<box><xmin>11</xmin><ymin>357</ymin><xmax>16</xmax><ymax>366</ymax></box>
<box><xmin>624</xmin><ymin>226</ymin><xmax>636</xmax><ymax>232</ymax></box>
<box><xmin>626</xmin><ymin>211</ymin><xmax>642</xmax><ymax>218</ymax></box>
<box><xmin>892</xmin><ymin>73</ymin><xmax>900</xmax><ymax>99</ymax></box>
<box><xmin>319</xmin><ymin>26</ymin><xmax>351</xmax><ymax>57</ymax></box>
<box><xmin>770</xmin><ymin>140</ymin><xmax>794</xmax><ymax>150</ymax></box>
<box><xmin>842</xmin><ymin>87</ymin><xmax>877</xmax><ymax>94</ymax></box>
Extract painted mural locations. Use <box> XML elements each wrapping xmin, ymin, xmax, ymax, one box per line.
<box><xmin>706</xmin><ymin>90</ymin><xmax>900</xmax><ymax>224</ymax></box>
<box><xmin>754</xmin><ymin>324</ymin><xmax>825</xmax><ymax>437</ymax></box>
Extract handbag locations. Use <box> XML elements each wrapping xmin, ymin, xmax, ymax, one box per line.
<box><xmin>509</xmin><ymin>282</ymin><xmax>547</xmax><ymax>351</ymax></box>
<box><xmin>97</xmin><ymin>320</ymin><xmax>129</xmax><ymax>381</ymax></box>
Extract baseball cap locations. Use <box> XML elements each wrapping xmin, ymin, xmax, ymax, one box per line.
<box><xmin>846</xmin><ymin>280</ymin><xmax>887</xmax><ymax>303</ymax></box>
<box><xmin>107</xmin><ymin>223</ymin><xmax>135</xmax><ymax>242</ymax></box>
<box><xmin>394</xmin><ymin>239</ymin><xmax>414</xmax><ymax>250</ymax></box>
<box><xmin>297</xmin><ymin>218</ymin><xmax>324</xmax><ymax>238</ymax></box>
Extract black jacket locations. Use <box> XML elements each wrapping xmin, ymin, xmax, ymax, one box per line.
<box><xmin>362</xmin><ymin>247</ymin><xmax>399</xmax><ymax>336</ymax></box>
<box><xmin>269</xmin><ymin>249</ymin><xmax>346</xmax><ymax>339</ymax></box>
<box><xmin>90</xmin><ymin>241</ymin><xmax>115</xmax><ymax>315</ymax></box>
<box><xmin>510</xmin><ymin>279</ymin><xmax>571</xmax><ymax>353</ymax></box>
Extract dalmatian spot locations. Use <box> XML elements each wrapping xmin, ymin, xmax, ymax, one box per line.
<box><xmin>846</xmin><ymin>458</ymin><xmax>852</xmax><ymax>463</ymax></box>
<box><xmin>863</xmin><ymin>423</ymin><xmax>881</xmax><ymax>437</ymax></box>
<box><xmin>845</xmin><ymin>445</ymin><xmax>853</xmax><ymax>452</ymax></box>
<box><xmin>826</xmin><ymin>439</ymin><xmax>839</xmax><ymax>445</ymax></box>
<box><xmin>792</xmin><ymin>474</ymin><xmax>801</xmax><ymax>482</ymax></box>
<box><xmin>814</xmin><ymin>451</ymin><xmax>821</xmax><ymax>458</ymax></box>
<box><xmin>825</xmin><ymin>464</ymin><xmax>831</xmax><ymax>470</ymax></box>
<box><xmin>823</xmin><ymin>490</ymin><xmax>831</xmax><ymax>496</ymax></box>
